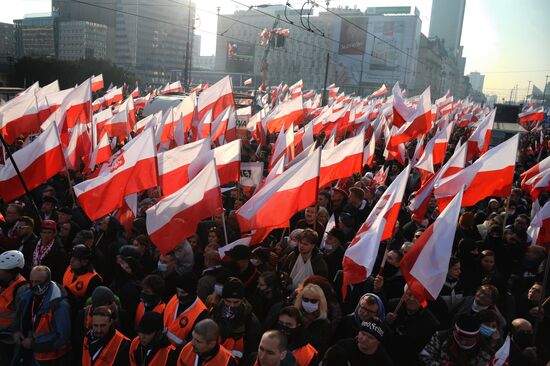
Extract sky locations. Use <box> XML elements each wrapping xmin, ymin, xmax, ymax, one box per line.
<box><xmin>4</xmin><ymin>0</ymin><xmax>550</xmax><ymax>100</ymax></box>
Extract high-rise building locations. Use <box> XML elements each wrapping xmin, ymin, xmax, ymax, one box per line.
<box><xmin>14</xmin><ymin>14</ymin><xmax>57</xmax><ymax>59</ymax></box>
<box><xmin>192</xmin><ymin>34</ymin><xmax>201</xmax><ymax>68</ymax></box>
<box><xmin>429</xmin><ymin>0</ymin><xmax>466</xmax><ymax>52</ymax></box>
<box><xmin>0</xmin><ymin>23</ymin><xmax>15</xmax><ymax>61</ymax></box>
<box><xmin>468</xmin><ymin>71</ymin><xmax>485</xmax><ymax>92</ymax></box>
<box><xmin>58</xmin><ymin>21</ymin><xmax>107</xmax><ymax>61</ymax></box>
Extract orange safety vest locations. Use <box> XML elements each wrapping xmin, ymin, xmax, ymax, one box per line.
<box><xmin>177</xmin><ymin>342</ymin><xmax>235</xmax><ymax>366</ymax></box>
<box><xmin>33</xmin><ymin>305</ymin><xmax>71</xmax><ymax>361</ymax></box>
<box><xmin>222</xmin><ymin>336</ymin><xmax>244</xmax><ymax>359</ymax></box>
<box><xmin>163</xmin><ymin>296</ymin><xmax>207</xmax><ymax>346</ymax></box>
<box><xmin>135</xmin><ymin>301</ymin><xmax>165</xmax><ymax>327</ymax></box>
<box><xmin>62</xmin><ymin>266</ymin><xmax>102</xmax><ymax>298</ymax></box>
<box><xmin>0</xmin><ymin>275</ymin><xmax>26</xmax><ymax>328</ymax></box>
<box><xmin>293</xmin><ymin>343</ymin><xmax>318</xmax><ymax>366</ymax></box>
<box><xmin>129</xmin><ymin>336</ymin><xmax>175</xmax><ymax>366</ymax></box>
<box><xmin>82</xmin><ymin>329</ymin><xmax>129</xmax><ymax>366</ymax></box>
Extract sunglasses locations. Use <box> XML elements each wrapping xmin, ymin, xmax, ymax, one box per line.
<box><xmin>302</xmin><ymin>297</ymin><xmax>319</xmax><ymax>304</ymax></box>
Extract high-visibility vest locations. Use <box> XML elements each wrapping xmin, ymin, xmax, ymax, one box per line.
<box><xmin>222</xmin><ymin>336</ymin><xmax>244</xmax><ymax>359</ymax></box>
<box><xmin>163</xmin><ymin>296</ymin><xmax>206</xmax><ymax>346</ymax></box>
<box><xmin>62</xmin><ymin>266</ymin><xmax>102</xmax><ymax>298</ymax></box>
<box><xmin>129</xmin><ymin>336</ymin><xmax>175</xmax><ymax>366</ymax></box>
<box><xmin>33</xmin><ymin>305</ymin><xmax>71</xmax><ymax>361</ymax></box>
<box><xmin>177</xmin><ymin>342</ymin><xmax>235</xmax><ymax>366</ymax></box>
<box><xmin>0</xmin><ymin>275</ymin><xmax>26</xmax><ymax>328</ymax></box>
<box><xmin>293</xmin><ymin>343</ymin><xmax>318</xmax><ymax>366</ymax></box>
<box><xmin>82</xmin><ymin>330</ymin><xmax>129</xmax><ymax>366</ymax></box>
<box><xmin>135</xmin><ymin>301</ymin><xmax>165</xmax><ymax>327</ymax></box>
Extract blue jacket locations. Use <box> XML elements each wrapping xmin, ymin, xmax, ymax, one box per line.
<box><xmin>14</xmin><ymin>281</ymin><xmax>72</xmax><ymax>354</ymax></box>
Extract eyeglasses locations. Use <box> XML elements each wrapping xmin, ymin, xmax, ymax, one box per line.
<box><xmin>302</xmin><ymin>297</ymin><xmax>319</xmax><ymax>304</ymax></box>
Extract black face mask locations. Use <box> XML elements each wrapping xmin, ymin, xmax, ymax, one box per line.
<box><xmin>73</xmin><ymin>266</ymin><xmax>89</xmax><ymax>276</ymax></box>
<box><xmin>513</xmin><ymin>331</ymin><xmax>533</xmax><ymax>349</ymax></box>
<box><xmin>278</xmin><ymin>324</ymin><xmax>298</xmax><ymax>344</ymax></box>
<box><xmin>178</xmin><ymin>293</ymin><xmax>195</xmax><ymax>309</ymax></box>
<box><xmin>32</xmin><ymin>282</ymin><xmax>50</xmax><ymax>296</ymax></box>
<box><xmin>140</xmin><ymin>293</ymin><xmax>160</xmax><ymax>309</ymax></box>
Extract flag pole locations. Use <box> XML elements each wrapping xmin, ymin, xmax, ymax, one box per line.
<box><xmin>220</xmin><ymin>209</ymin><xmax>229</xmax><ymax>246</ymax></box>
<box><xmin>0</xmin><ymin>133</ymin><xmax>42</xmax><ymax>221</ymax></box>
<box><xmin>392</xmin><ymin>291</ymin><xmax>407</xmax><ymax>316</ymax></box>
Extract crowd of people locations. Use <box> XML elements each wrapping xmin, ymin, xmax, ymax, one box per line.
<box><xmin>0</xmin><ymin>93</ymin><xmax>549</xmax><ymax>366</ymax></box>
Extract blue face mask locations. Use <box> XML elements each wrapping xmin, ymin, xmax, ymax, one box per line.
<box><xmin>157</xmin><ymin>261</ymin><xmax>168</xmax><ymax>273</ymax></box>
<box><xmin>480</xmin><ymin>324</ymin><xmax>496</xmax><ymax>337</ymax></box>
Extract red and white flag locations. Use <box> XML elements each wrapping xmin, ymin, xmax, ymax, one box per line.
<box><xmin>236</xmin><ymin>148</ymin><xmax>321</xmax><ymax>232</ymax></box>
<box><xmin>263</xmin><ymin>95</ymin><xmax>303</xmax><ymax>133</ymax></box>
<box><xmin>293</xmin><ymin>120</ymin><xmax>315</xmax><ymax>153</ymax></box>
<box><xmin>342</xmin><ymin>165</ymin><xmax>410</xmax><ymax>297</ymax></box>
<box><xmin>65</xmin><ymin>121</ymin><xmax>92</xmax><ymax>170</ymax></box>
<box><xmin>488</xmin><ymin>336</ymin><xmax>510</xmax><ymax>366</ymax></box>
<box><xmin>269</xmin><ymin>124</ymin><xmax>295</xmax><ymax>169</ymax></box>
<box><xmin>401</xmin><ymin>189</ymin><xmax>463</xmax><ymax>304</ymax></box>
<box><xmin>387</xmin><ymin>87</ymin><xmax>432</xmax><ymax>149</ymax></box>
<box><xmin>210</xmin><ymin>106</ymin><xmax>232</xmax><ymax>145</ymax></box>
<box><xmin>363</xmin><ymin>133</ymin><xmax>376</xmax><ymax>168</ymax></box>
<box><xmin>435</xmin><ymin>134</ymin><xmax>518</xmax><ymax>210</ymax></box>
<box><xmin>161</xmin><ymin>81</ymin><xmax>183</xmax><ymax>94</ymax></box>
<box><xmin>91</xmin><ymin>74</ymin><xmax>104</xmax><ymax>92</ymax></box>
<box><xmin>134</xmin><ymin>93</ymin><xmax>151</xmax><ymax>111</ymax></box>
<box><xmin>131</xmin><ymin>86</ymin><xmax>140</xmax><ymax>98</ymax></box>
<box><xmin>527</xmin><ymin>201</ymin><xmax>550</xmax><ymax>250</ymax></box>
<box><xmin>519</xmin><ymin>106</ymin><xmax>545</xmax><ymax>123</ymax></box>
<box><xmin>432</xmin><ymin>116</ymin><xmax>453</xmax><ymax>165</ymax></box>
<box><xmin>157</xmin><ymin>138</ymin><xmax>211</xmax><ymax>197</ymax></box>
<box><xmin>103</xmin><ymin>107</ymin><xmax>130</xmax><ymax>141</ymax></box>
<box><xmin>530</xmin><ymin>170</ymin><xmax>550</xmax><ymax>200</ymax></box>
<box><xmin>392</xmin><ymin>82</ymin><xmax>416</xmax><ymax>128</ymax></box>
<box><xmin>466</xmin><ymin>109</ymin><xmax>495</xmax><ymax>161</ymax></box>
<box><xmin>103</xmin><ymin>86</ymin><xmax>123</xmax><ymax>107</ymax></box>
<box><xmin>197</xmin><ymin>75</ymin><xmax>234</xmax><ymax>124</ymax></box>
<box><xmin>0</xmin><ymin>93</ymin><xmax>42</xmax><ymax>144</ymax></box>
<box><xmin>74</xmin><ymin>128</ymin><xmax>158</xmax><ymax>220</ymax></box>
<box><xmin>244</xmin><ymin>78</ymin><xmax>252</xmax><ymax>86</ymax></box>
<box><xmin>240</xmin><ymin>162</ymin><xmax>264</xmax><ymax>197</ymax></box>
<box><xmin>212</xmin><ymin>139</ymin><xmax>241</xmax><ymax>185</ymax></box>
<box><xmin>146</xmin><ymin>160</ymin><xmax>223</xmax><ymax>254</ymax></box>
<box><xmin>521</xmin><ymin>155</ymin><xmax>550</xmax><ymax>190</ymax></box>
<box><xmin>134</xmin><ymin>111</ymin><xmax>162</xmax><ymax>135</ymax></box>
<box><xmin>87</xmin><ymin>132</ymin><xmax>112</xmax><ymax>171</ymax></box>
<box><xmin>319</xmin><ymin>130</ymin><xmax>364</xmax><ymax>188</ymax></box>
<box><xmin>370</xmin><ymin>84</ymin><xmax>388</xmax><ymax>98</ymax></box>
<box><xmin>0</xmin><ymin>123</ymin><xmax>65</xmax><ymax>203</ymax></box>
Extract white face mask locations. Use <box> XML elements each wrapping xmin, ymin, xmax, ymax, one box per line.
<box><xmin>250</xmin><ymin>258</ymin><xmax>260</xmax><ymax>267</ymax></box>
<box><xmin>214</xmin><ymin>284</ymin><xmax>223</xmax><ymax>297</ymax></box>
<box><xmin>324</xmin><ymin>244</ymin><xmax>333</xmax><ymax>251</ymax></box>
<box><xmin>302</xmin><ymin>301</ymin><xmax>319</xmax><ymax>314</ymax></box>
<box><xmin>288</xmin><ymin>240</ymin><xmax>298</xmax><ymax>249</ymax></box>
<box><xmin>471</xmin><ymin>300</ymin><xmax>488</xmax><ymax>313</ymax></box>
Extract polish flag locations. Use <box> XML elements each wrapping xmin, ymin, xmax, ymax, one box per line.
<box><xmin>115</xmin><ymin>193</ymin><xmax>137</xmax><ymax>238</ymax></box>
<box><xmin>240</xmin><ymin>162</ymin><xmax>264</xmax><ymax>197</ymax></box>
<box><xmin>146</xmin><ymin>160</ymin><xmax>223</xmax><ymax>254</ymax></box>
<box><xmin>103</xmin><ymin>107</ymin><xmax>130</xmax><ymax>141</ymax></box>
<box><xmin>157</xmin><ymin>138</ymin><xmax>211</xmax><ymax>197</ymax></box>
<box><xmin>432</xmin><ymin>117</ymin><xmax>453</xmax><ymax>165</ymax></box>
<box><xmin>134</xmin><ymin>93</ymin><xmax>151</xmax><ymax>111</ymax></box>
<box><xmin>392</xmin><ymin>82</ymin><xmax>416</xmax><ymax>128</ymax></box>
<box><xmin>435</xmin><ymin>134</ymin><xmax>519</xmax><ymax>210</ymax></box>
<box><xmin>370</xmin><ymin>84</ymin><xmax>388</xmax><ymax>98</ymax></box>
<box><xmin>0</xmin><ymin>94</ymin><xmax>42</xmax><ymax>144</ymax></box>
<box><xmin>131</xmin><ymin>86</ymin><xmax>140</xmax><ymax>98</ymax></box>
<box><xmin>293</xmin><ymin>120</ymin><xmax>314</xmax><ymax>153</ymax></box>
<box><xmin>401</xmin><ymin>189</ymin><xmax>463</xmax><ymax>303</ymax></box>
<box><xmin>410</xmin><ymin>142</ymin><xmax>466</xmax><ymax>223</ymax></box>
<box><xmin>236</xmin><ymin>148</ymin><xmax>321</xmax><ymax>232</ymax></box>
<box><xmin>518</xmin><ymin>106</ymin><xmax>545</xmax><ymax>123</ymax></box>
<box><xmin>319</xmin><ymin>130</ymin><xmax>364</xmax><ymax>188</ymax></box>
<box><xmin>466</xmin><ymin>109</ymin><xmax>495</xmax><ymax>161</ymax></box>
<box><xmin>161</xmin><ymin>81</ymin><xmax>184</xmax><ymax>94</ymax></box>
<box><xmin>303</xmin><ymin>90</ymin><xmax>315</xmax><ymax>99</ymax></box>
<box><xmin>174</xmin><ymin>92</ymin><xmax>196</xmax><ymax>139</ymax></box>
<box><xmin>103</xmin><ymin>86</ymin><xmax>123</xmax><ymax>107</ymax></box>
<box><xmin>156</xmin><ymin>107</ymin><xmax>179</xmax><ymax>149</ymax></box>
<box><xmin>210</xmin><ymin>106</ymin><xmax>232</xmax><ymax>145</ymax></box>
<box><xmin>65</xmin><ymin>122</ymin><xmax>92</xmax><ymax>170</ymax></box>
<box><xmin>93</xmin><ymin>108</ymin><xmax>113</xmax><ymax>142</ymax></box>
<box><xmin>363</xmin><ymin>133</ymin><xmax>376</xmax><ymax>168</ymax></box>
<box><xmin>135</xmin><ymin>111</ymin><xmax>162</xmax><ymax>135</ymax></box>
<box><xmin>527</xmin><ymin>201</ymin><xmax>550</xmax><ymax>250</ymax></box>
<box><xmin>530</xmin><ymin>170</ymin><xmax>550</xmax><ymax>200</ymax></box>
<box><xmin>286</xmin><ymin>142</ymin><xmax>316</xmax><ymax>169</ymax></box>
<box><xmin>342</xmin><ymin>165</ymin><xmax>410</xmax><ymax>297</ymax></box>
<box><xmin>263</xmin><ymin>95</ymin><xmax>303</xmax><ymax>133</ymax></box>
<box><xmin>269</xmin><ymin>124</ymin><xmax>295</xmax><ymax>169</ymax></box>
<box><xmin>488</xmin><ymin>336</ymin><xmax>510</xmax><ymax>366</ymax></box>
<box><xmin>436</xmin><ymin>92</ymin><xmax>453</xmax><ymax>117</ymax></box>
<box><xmin>0</xmin><ymin>123</ymin><xmax>65</xmax><ymax>203</ymax></box>
<box><xmin>74</xmin><ymin>128</ymin><xmax>158</xmax><ymax>221</ymax></box>
<box><xmin>197</xmin><ymin>75</ymin><xmax>234</xmax><ymax>123</ymax></box>
<box><xmin>213</xmin><ymin>139</ymin><xmax>241</xmax><ymax>185</ymax></box>
<box><xmin>244</xmin><ymin>78</ymin><xmax>252</xmax><ymax>86</ymax></box>
<box><xmin>521</xmin><ymin>154</ymin><xmax>550</xmax><ymax>190</ymax></box>
<box><xmin>91</xmin><ymin>74</ymin><xmax>104</xmax><ymax>92</ymax></box>
<box><xmin>372</xmin><ymin>166</ymin><xmax>389</xmax><ymax>187</ymax></box>
<box><xmin>415</xmin><ymin>135</ymin><xmax>436</xmax><ymax>185</ymax></box>
<box><xmin>87</xmin><ymin>133</ymin><xmax>112</xmax><ymax>171</ymax></box>
<box><xmin>523</xmin><ymin>168</ymin><xmax>550</xmax><ymax>197</ymax></box>
<box><xmin>387</xmin><ymin>87</ymin><xmax>432</xmax><ymax>149</ymax></box>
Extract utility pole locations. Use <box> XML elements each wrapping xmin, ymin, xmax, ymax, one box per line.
<box><xmin>184</xmin><ymin>0</ymin><xmax>193</xmax><ymax>88</ymax></box>
<box><xmin>259</xmin><ymin>16</ymin><xmax>280</xmax><ymax>91</ymax></box>
<box><xmin>525</xmin><ymin>80</ymin><xmax>531</xmax><ymax>104</ymax></box>
<box><xmin>322</xmin><ymin>52</ymin><xmax>330</xmax><ymax>106</ymax></box>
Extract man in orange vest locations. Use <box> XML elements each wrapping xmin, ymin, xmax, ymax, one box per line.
<box><xmin>135</xmin><ymin>274</ymin><xmax>166</xmax><ymax>327</ymax></box>
<box><xmin>164</xmin><ymin>273</ymin><xmax>208</xmax><ymax>346</ymax></box>
<box><xmin>177</xmin><ymin>319</ymin><xmax>237</xmax><ymax>366</ymax></box>
<box><xmin>130</xmin><ymin>311</ymin><xmax>178</xmax><ymax>365</ymax></box>
<box><xmin>12</xmin><ymin>265</ymin><xmax>71</xmax><ymax>365</ymax></box>
<box><xmin>0</xmin><ymin>250</ymin><xmax>28</xmax><ymax>364</ymax></box>
<box><xmin>63</xmin><ymin>244</ymin><xmax>102</xmax><ymax>311</ymax></box>
<box><xmin>244</xmin><ymin>330</ymin><xmax>297</xmax><ymax>366</ymax></box>
<box><xmin>82</xmin><ymin>305</ymin><xmax>131</xmax><ymax>365</ymax></box>
<box><xmin>276</xmin><ymin>306</ymin><xmax>318</xmax><ymax>366</ymax></box>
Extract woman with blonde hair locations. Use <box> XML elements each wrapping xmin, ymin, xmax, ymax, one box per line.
<box><xmin>294</xmin><ymin>283</ymin><xmax>332</xmax><ymax>357</ymax></box>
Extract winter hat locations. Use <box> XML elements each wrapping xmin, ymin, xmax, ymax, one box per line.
<box><xmin>137</xmin><ymin>311</ymin><xmax>164</xmax><ymax>334</ymax></box>
<box><xmin>92</xmin><ymin>286</ymin><xmax>115</xmax><ymax>307</ymax></box>
<box><xmin>339</xmin><ymin>212</ymin><xmax>354</xmax><ymax>228</ymax></box>
<box><xmin>327</xmin><ymin>227</ymin><xmax>347</xmax><ymax>245</ymax></box>
<box><xmin>226</xmin><ymin>245</ymin><xmax>252</xmax><ymax>261</ymax></box>
<box><xmin>455</xmin><ymin>313</ymin><xmax>480</xmax><ymax>335</ymax></box>
<box><xmin>222</xmin><ymin>277</ymin><xmax>245</xmax><ymax>299</ymax></box>
<box><xmin>41</xmin><ymin>220</ymin><xmax>57</xmax><ymax>232</ymax></box>
<box><xmin>360</xmin><ymin>318</ymin><xmax>385</xmax><ymax>341</ymax></box>
<box><xmin>176</xmin><ymin>272</ymin><xmax>198</xmax><ymax>294</ymax></box>
<box><xmin>355</xmin><ymin>293</ymin><xmax>386</xmax><ymax>322</ymax></box>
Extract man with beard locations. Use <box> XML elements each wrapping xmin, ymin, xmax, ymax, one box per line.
<box><xmin>82</xmin><ymin>306</ymin><xmax>131</xmax><ymax>365</ymax></box>
<box><xmin>164</xmin><ymin>272</ymin><xmax>208</xmax><ymax>346</ymax></box>
<box><xmin>129</xmin><ymin>312</ymin><xmax>178</xmax><ymax>365</ymax></box>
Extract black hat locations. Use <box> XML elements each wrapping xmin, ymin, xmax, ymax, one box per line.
<box><xmin>73</xmin><ymin>230</ymin><xmax>94</xmax><ymax>245</ymax></box>
<box><xmin>118</xmin><ymin>245</ymin><xmax>141</xmax><ymax>260</ymax></box>
<box><xmin>360</xmin><ymin>318</ymin><xmax>385</xmax><ymax>342</ymax></box>
<box><xmin>222</xmin><ymin>277</ymin><xmax>245</xmax><ymax>299</ymax></box>
<box><xmin>58</xmin><ymin>206</ymin><xmax>73</xmax><ymax>215</ymax></box>
<box><xmin>327</xmin><ymin>227</ymin><xmax>346</xmax><ymax>245</ymax></box>
<box><xmin>176</xmin><ymin>272</ymin><xmax>198</xmax><ymax>294</ymax></box>
<box><xmin>137</xmin><ymin>312</ymin><xmax>164</xmax><ymax>334</ymax></box>
<box><xmin>225</xmin><ymin>245</ymin><xmax>252</xmax><ymax>261</ymax></box>
<box><xmin>91</xmin><ymin>286</ymin><xmax>115</xmax><ymax>307</ymax></box>
<box><xmin>71</xmin><ymin>244</ymin><xmax>91</xmax><ymax>260</ymax></box>
<box><xmin>339</xmin><ymin>212</ymin><xmax>354</xmax><ymax>228</ymax></box>
<box><xmin>455</xmin><ymin>313</ymin><xmax>480</xmax><ymax>335</ymax></box>
<box><xmin>42</xmin><ymin>196</ymin><xmax>58</xmax><ymax>205</ymax></box>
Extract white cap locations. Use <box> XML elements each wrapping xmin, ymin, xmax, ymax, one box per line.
<box><xmin>0</xmin><ymin>250</ymin><xmax>25</xmax><ymax>270</ymax></box>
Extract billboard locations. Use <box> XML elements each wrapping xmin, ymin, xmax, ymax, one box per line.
<box><xmin>338</xmin><ymin>17</ymin><xmax>367</xmax><ymax>55</ymax></box>
<box><xmin>226</xmin><ymin>42</ymin><xmax>255</xmax><ymax>73</ymax></box>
